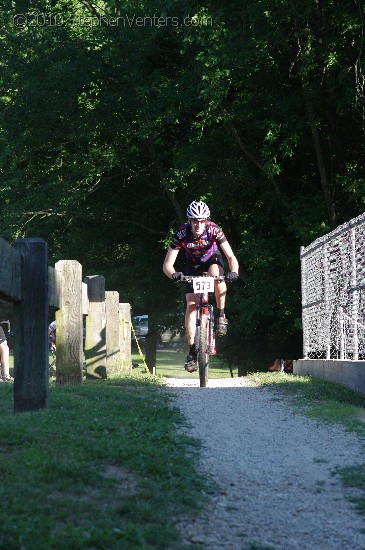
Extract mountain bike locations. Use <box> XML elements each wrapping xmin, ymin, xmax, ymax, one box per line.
<box><xmin>180</xmin><ymin>273</ymin><xmax>225</xmax><ymax>388</ymax></box>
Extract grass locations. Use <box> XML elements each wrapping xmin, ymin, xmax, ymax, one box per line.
<box><xmin>246</xmin><ymin>371</ymin><xmax>365</xmax><ymax>434</ymax></box>
<box><xmin>0</xmin><ymin>370</ymin><xmax>205</xmax><ymax>549</ymax></box>
<box><xmin>333</xmin><ymin>464</ymin><xmax>365</xmax><ymax>514</ymax></box>
<box><xmin>131</xmin><ymin>346</ymin><xmax>238</xmax><ymax>379</ymax></box>
<box><xmin>246</xmin><ymin>371</ymin><xmax>365</xmax><ymax>514</ymax></box>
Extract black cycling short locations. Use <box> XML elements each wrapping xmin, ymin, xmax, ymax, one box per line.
<box><xmin>0</xmin><ymin>326</ymin><xmax>6</xmax><ymax>344</ymax></box>
<box><xmin>185</xmin><ymin>251</ymin><xmax>224</xmax><ymax>294</ymax></box>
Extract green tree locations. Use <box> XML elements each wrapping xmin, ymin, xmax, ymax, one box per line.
<box><xmin>1</xmin><ymin>0</ymin><xmax>365</xmax><ymax>369</ymax></box>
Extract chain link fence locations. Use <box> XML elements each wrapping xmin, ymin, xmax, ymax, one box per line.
<box><xmin>301</xmin><ymin>212</ymin><xmax>365</xmax><ymax>360</ymax></box>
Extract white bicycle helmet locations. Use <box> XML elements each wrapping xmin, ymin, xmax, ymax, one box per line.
<box><xmin>186</xmin><ymin>200</ymin><xmax>210</xmax><ymax>219</ymax></box>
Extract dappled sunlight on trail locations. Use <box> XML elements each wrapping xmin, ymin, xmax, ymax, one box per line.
<box><xmin>164</xmin><ymin>377</ymin><xmax>259</xmax><ymax>388</ymax></box>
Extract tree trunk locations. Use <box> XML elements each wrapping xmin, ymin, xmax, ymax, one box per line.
<box><xmin>147</xmin><ymin>137</ymin><xmax>185</xmax><ymax>224</ymax></box>
<box><xmin>222</xmin><ymin>109</ymin><xmax>283</xmax><ymax>200</ymax></box>
<box><xmin>303</xmin><ymin>86</ymin><xmax>336</xmax><ymax>225</ymax></box>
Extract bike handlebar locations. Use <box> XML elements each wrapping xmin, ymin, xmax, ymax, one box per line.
<box><xmin>179</xmin><ymin>274</ymin><xmax>226</xmax><ymax>283</ymax></box>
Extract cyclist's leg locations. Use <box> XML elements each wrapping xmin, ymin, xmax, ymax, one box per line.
<box><xmin>184</xmin><ymin>258</ymin><xmax>201</xmax><ymax>348</ymax></box>
<box><xmin>185</xmin><ymin>292</ymin><xmax>199</xmax><ymax>345</ymax></box>
<box><xmin>206</xmin><ymin>254</ymin><xmax>228</xmax><ymax>336</ymax></box>
<box><xmin>184</xmin><ymin>259</ymin><xmax>200</xmax><ymax>371</ymax></box>
<box><xmin>205</xmin><ymin>253</ymin><xmax>226</xmax><ymax>310</ymax></box>
<box><xmin>184</xmin><ymin>293</ymin><xmax>199</xmax><ymax>371</ymax></box>
<box><xmin>207</xmin><ymin>262</ymin><xmax>226</xmax><ymax>309</ymax></box>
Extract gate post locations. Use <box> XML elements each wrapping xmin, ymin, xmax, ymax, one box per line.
<box><xmin>12</xmin><ymin>238</ymin><xmax>49</xmax><ymax>412</ymax></box>
<box><xmin>55</xmin><ymin>260</ymin><xmax>83</xmax><ymax>385</ymax></box>
<box><xmin>300</xmin><ymin>247</ymin><xmax>309</xmax><ymax>359</ymax></box>
<box><xmin>105</xmin><ymin>291</ymin><xmax>121</xmax><ymax>376</ymax></box>
<box><xmin>84</xmin><ymin>275</ymin><xmax>106</xmax><ymax>378</ymax></box>
<box><xmin>350</xmin><ymin>228</ymin><xmax>359</xmax><ymax>360</ymax></box>
<box><xmin>323</xmin><ymin>244</ymin><xmax>331</xmax><ymax>359</ymax></box>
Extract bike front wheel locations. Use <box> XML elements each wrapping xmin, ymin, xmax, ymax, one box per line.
<box><xmin>198</xmin><ymin>312</ymin><xmax>210</xmax><ymax>387</ymax></box>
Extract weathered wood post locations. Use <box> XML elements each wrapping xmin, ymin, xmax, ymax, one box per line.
<box><xmin>12</xmin><ymin>238</ymin><xmax>49</xmax><ymax>412</ymax></box>
<box><xmin>119</xmin><ymin>303</ymin><xmax>132</xmax><ymax>374</ymax></box>
<box><xmin>55</xmin><ymin>260</ymin><xmax>83</xmax><ymax>385</ymax></box>
<box><xmin>84</xmin><ymin>275</ymin><xmax>106</xmax><ymax>379</ymax></box>
<box><xmin>105</xmin><ymin>291</ymin><xmax>121</xmax><ymax>376</ymax></box>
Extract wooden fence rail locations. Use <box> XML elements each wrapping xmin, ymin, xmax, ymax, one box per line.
<box><xmin>0</xmin><ymin>237</ymin><xmax>131</xmax><ymax>413</ymax></box>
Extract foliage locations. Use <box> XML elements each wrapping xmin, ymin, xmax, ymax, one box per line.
<box><xmin>1</xmin><ymin>1</ymin><xmax>365</xmax><ymax>363</ymax></box>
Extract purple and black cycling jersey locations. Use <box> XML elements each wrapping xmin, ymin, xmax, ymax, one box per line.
<box><xmin>170</xmin><ymin>221</ymin><xmax>227</xmax><ymax>264</ymax></box>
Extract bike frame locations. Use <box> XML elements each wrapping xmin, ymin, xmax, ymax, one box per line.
<box><xmin>181</xmin><ymin>273</ymin><xmax>225</xmax><ymax>387</ymax></box>
<box><xmin>196</xmin><ymin>291</ymin><xmax>215</xmax><ymax>355</ymax></box>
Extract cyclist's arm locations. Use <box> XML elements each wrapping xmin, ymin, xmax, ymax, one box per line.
<box><xmin>220</xmin><ymin>241</ymin><xmax>239</xmax><ymax>274</ymax></box>
<box><xmin>163</xmin><ymin>247</ymin><xmax>180</xmax><ymax>278</ymax></box>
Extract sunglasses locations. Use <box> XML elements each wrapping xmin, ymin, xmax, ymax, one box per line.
<box><xmin>190</xmin><ymin>219</ymin><xmax>206</xmax><ymax>225</ymax></box>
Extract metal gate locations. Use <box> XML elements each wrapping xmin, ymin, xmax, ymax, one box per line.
<box><xmin>301</xmin><ymin>212</ymin><xmax>365</xmax><ymax>360</ymax></box>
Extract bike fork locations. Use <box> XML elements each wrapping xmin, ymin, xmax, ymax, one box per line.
<box><xmin>207</xmin><ymin>304</ymin><xmax>216</xmax><ymax>355</ymax></box>
<box><xmin>195</xmin><ymin>302</ymin><xmax>215</xmax><ymax>355</ymax></box>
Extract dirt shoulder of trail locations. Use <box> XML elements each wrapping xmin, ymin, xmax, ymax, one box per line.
<box><xmin>164</xmin><ymin>376</ymin><xmax>365</xmax><ymax>550</ymax></box>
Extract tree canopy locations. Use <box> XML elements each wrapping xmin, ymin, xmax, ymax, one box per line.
<box><xmin>1</xmin><ymin>0</ymin><xmax>365</xmax><ymax>370</ymax></box>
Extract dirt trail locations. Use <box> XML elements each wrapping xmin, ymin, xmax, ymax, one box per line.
<box><xmin>165</xmin><ymin>376</ymin><xmax>365</xmax><ymax>549</ymax></box>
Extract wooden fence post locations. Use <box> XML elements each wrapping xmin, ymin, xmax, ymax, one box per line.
<box><xmin>84</xmin><ymin>275</ymin><xmax>106</xmax><ymax>379</ymax></box>
<box><xmin>55</xmin><ymin>260</ymin><xmax>83</xmax><ymax>385</ymax></box>
<box><xmin>105</xmin><ymin>291</ymin><xmax>121</xmax><ymax>376</ymax></box>
<box><xmin>119</xmin><ymin>303</ymin><xmax>132</xmax><ymax>374</ymax></box>
<box><xmin>12</xmin><ymin>238</ymin><xmax>48</xmax><ymax>412</ymax></box>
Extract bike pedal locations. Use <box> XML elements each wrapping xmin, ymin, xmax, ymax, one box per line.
<box><xmin>184</xmin><ymin>362</ymin><xmax>197</xmax><ymax>373</ymax></box>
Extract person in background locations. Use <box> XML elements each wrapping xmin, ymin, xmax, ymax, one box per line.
<box><xmin>0</xmin><ymin>326</ymin><xmax>13</xmax><ymax>382</ymax></box>
<box><xmin>48</xmin><ymin>320</ymin><xmax>56</xmax><ymax>347</ymax></box>
<box><xmin>48</xmin><ymin>320</ymin><xmax>57</xmax><ymax>371</ymax></box>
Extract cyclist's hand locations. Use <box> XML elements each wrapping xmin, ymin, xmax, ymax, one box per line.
<box><xmin>172</xmin><ymin>272</ymin><xmax>183</xmax><ymax>282</ymax></box>
<box><xmin>225</xmin><ymin>271</ymin><xmax>239</xmax><ymax>283</ymax></box>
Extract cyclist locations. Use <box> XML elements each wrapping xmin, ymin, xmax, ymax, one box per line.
<box><xmin>163</xmin><ymin>200</ymin><xmax>239</xmax><ymax>372</ymax></box>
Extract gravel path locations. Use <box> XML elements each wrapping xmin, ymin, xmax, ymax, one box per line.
<box><xmin>164</xmin><ymin>376</ymin><xmax>365</xmax><ymax>550</ymax></box>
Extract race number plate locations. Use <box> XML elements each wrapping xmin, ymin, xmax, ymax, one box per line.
<box><xmin>192</xmin><ymin>277</ymin><xmax>214</xmax><ymax>294</ymax></box>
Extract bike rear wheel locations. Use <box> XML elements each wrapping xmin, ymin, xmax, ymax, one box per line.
<box><xmin>198</xmin><ymin>312</ymin><xmax>209</xmax><ymax>387</ymax></box>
